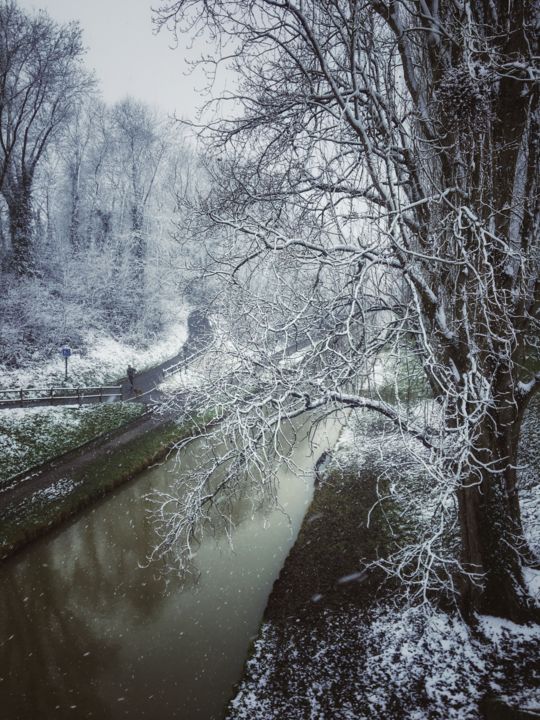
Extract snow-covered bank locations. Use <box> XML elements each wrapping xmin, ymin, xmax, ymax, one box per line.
<box><xmin>231</xmin><ymin>602</ymin><xmax>540</xmax><ymax>720</ymax></box>
<box><xmin>0</xmin><ymin>403</ymin><xmax>144</xmax><ymax>487</ymax></box>
<box><xmin>0</xmin><ymin>413</ymin><xmax>201</xmax><ymax>562</ymax></box>
<box><xmin>226</xmin><ymin>401</ymin><xmax>540</xmax><ymax>719</ymax></box>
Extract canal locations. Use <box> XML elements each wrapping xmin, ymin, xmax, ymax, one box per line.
<box><xmin>0</xmin><ymin>414</ymin><xmax>343</xmax><ymax>719</ymax></box>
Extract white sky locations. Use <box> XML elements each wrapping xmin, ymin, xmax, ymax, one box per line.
<box><xmin>17</xmin><ymin>0</ymin><xmax>209</xmax><ymax>119</ymax></box>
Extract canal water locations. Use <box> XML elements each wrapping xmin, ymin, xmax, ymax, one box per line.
<box><xmin>0</xmin><ymin>415</ymin><xmax>343</xmax><ymax>719</ymax></box>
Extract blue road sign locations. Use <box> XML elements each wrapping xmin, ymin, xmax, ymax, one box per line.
<box><xmin>62</xmin><ymin>347</ymin><xmax>72</xmax><ymax>358</ymax></box>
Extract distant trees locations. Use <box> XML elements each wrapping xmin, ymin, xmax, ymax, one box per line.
<box><xmin>0</xmin><ymin>0</ymin><xmax>90</xmax><ymax>275</ymax></box>
<box><xmin>155</xmin><ymin>0</ymin><xmax>540</xmax><ymax>621</ymax></box>
<box><xmin>35</xmin><ymin>95</ymin><xmax>191</xmax><ymax>334</ymax></box>
<box><xmin>0</xmin><ymin>1</ymin><xmax>199</xmax><ymax>369</ymax></box>
<box><xmin>0</xmin><ymin>85</ymin><xmax>196</xmax><ymax>366</ymax></box>
<box><xmin>60</xmin><ymin>100</ymin><xmax>95</xmax><ymax>250</ymax></box>
<box><xmin>111</xmin><ymin>98</ymin><xmax>167</xmax><ymax>288</ymax></box>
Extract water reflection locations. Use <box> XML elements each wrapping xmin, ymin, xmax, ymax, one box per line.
<box><xmin>0</xmin><ymin>414</ymin><xmax>343</xmax><ymax>719</ymax></box>
<box><xmin>1</xmin><ymin>547</ymin><xmax>119</xmax><ymax>719</ymax></box>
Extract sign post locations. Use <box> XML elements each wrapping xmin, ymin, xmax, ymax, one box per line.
<box><xmin>61</xmin><ymin>346</ymin><xmax>72</xmax><ymax>381</ymax></box>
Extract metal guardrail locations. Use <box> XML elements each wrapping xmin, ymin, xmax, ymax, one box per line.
<box><xmin>161</xmin><ymin>338</ymin><xmax>310</xmax><ymax>381</ymax></box>
<box><xmin>0</xmin><ymin>385</ymin><xmax>123</xmax><ymax>407</ymax></box>
<box><xmin>161</xmin><ymin>347</ymin><xmax>207</xmax><ymax>379</ymax></box>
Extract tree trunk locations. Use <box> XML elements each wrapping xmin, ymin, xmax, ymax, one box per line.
<box><xmin>5</xmin><ymin>180</ymin><xmax>34</xmax><ymax>276</ymax></box>
<box><xmin>457</xmin><ymin>418</ymin><xmax>537</xmax><ymax>622</ymax></box>
<box><xmin>69</xmin><ymin>165</ymin><xmax>82</xmax><ymax>249</ymax></box>
<box><xmin>94</xmin><ymin>208</ymin><xmax>112</xmax><ymax>249</ymax></box>
<box><xmin>131</xmin><ymin>201</ymin><xmax>146</xmax><ymax>291</ymax></box>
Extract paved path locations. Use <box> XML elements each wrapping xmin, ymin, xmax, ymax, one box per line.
<box><xmin>0</xmin><ymin>310</ymin><xmax>211</xmax><ymax>410</ymax></box>
<box><xmin>120</xmin><ymin>310</ymin><xmax>211</xmax><ymax>405</ymax></box>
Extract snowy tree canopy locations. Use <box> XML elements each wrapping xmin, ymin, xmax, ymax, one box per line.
<box><xmin>153</xmin><ymin>0</ymin><xmax>540</xmax><ymax>621</ymax></box>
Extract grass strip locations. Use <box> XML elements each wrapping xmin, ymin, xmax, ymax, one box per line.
<box><xmin>0</xmin><ymin>416</ymin><xmax>200</xmax><ymax>560</ymax></box>
<box><xmin>0</xmin><ymin>403</ymin><xmax>145</xmax><ymax>487</ymax></box>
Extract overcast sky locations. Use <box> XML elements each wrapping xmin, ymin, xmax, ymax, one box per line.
<box><xmin>17</xmin><ymin>0</ymin><xmax>208</xmax><ymax>119</ymax></box>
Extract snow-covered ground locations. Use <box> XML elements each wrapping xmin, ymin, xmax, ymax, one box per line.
<box><xmin>231</xmin><ymin>603</ymin><xmax>540</xmax><ymax>720</ymax></box>
<box><xmin>520</xmin><ymin>396</ymin><xmax>540</xmax><ymax>561</ymax></box>
<box><xmin>228</xmin><ymin>399</ymin><xmax>540</xmax><ymax>719</ymax></box>
<box><xmin>0</xmin><ymin>403</ymin><xmax>143</xmax><ymax>486</ymax></box>
<box><xmin>0</xmin><ymin>312</ymin><xmax>189</xmax><ymax>389</ymax></box>
<box><xmin>161</xmin><ymin>348</ymin><xmax>217</xmax><ymax>393</ymax></box>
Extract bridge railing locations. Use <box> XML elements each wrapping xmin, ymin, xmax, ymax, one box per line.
<box><xmin>161</xmin><ymin>337</ymin><xmax>311</xmax><ymax>381</ymax></box>
<box><xmin>0</xmin><ymin>385</ymin><xmax>123</xmax><ymax>407</ymax></box>
<box><xmin>161</xmin><ymin>347</ymin><xmax>208</xmax><ymax>379</ymax></box>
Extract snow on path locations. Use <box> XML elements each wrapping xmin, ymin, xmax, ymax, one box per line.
<box><xmin>0</xmin><ymin>313</ymin><xmax>189</xmax><ymax>389</ymax></box>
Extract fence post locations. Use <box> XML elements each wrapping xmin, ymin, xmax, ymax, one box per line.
<box><xmin>20</xmin><ymin>388</ymin><xmax>23</xmax><ymax>407</ymax></box>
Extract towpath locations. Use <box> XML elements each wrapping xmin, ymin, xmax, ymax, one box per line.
<box><xmin>120</xmin><ymin>309</ymin><xmax>211</xmax><ymax>405</ymax></box>
<box><xmin>0</xmin><ymin>309</ymin><xmax>212</xmax><ymax>410</ymax></box>
<box><xmin>0</xmin><ymin>310</ymin><xmax>211</xmax><ymax>520</ymax></box>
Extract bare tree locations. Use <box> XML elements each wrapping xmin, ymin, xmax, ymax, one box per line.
<box><xmin>58</xmin><ymin>97</ymin><xmax>99</xmax><ymax>250</ymax></box>
<box><xmin>154</xmin><ymin>1</ymin><xmax>540</xmax><ymax>621</ymax></box>
<box><xmin>0</xmin><ymin>0</ymin><xmax>90</xmax><ymax>275</ymax></box>
<box><xmin>111</xmin><ymin>98</ymin><xmax>167</xmax><ymax>289</ymax></box>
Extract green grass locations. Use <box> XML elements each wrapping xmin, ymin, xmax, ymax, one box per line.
<box><xmin>0</xmin><ymin>402</ymin><xmax>144</xmax><ymax>487</ymax></box>
<box><xmin>0</xmin><ymin>415</ymin><xmax>205</xmax><ymax>560</ymax></box>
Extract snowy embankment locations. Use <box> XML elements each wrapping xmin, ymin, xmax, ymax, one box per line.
<box><xmin>0</xmin><ymin>403</ymin><xmax>144</xmax><ymax>488</ymax></box>
<box><xmin>232</xmin><ymin>602</ymin><xmax>540</xmax><ymax>720</ymax></box>
<box><xmin>227</xmin><ymin>393</ymin><xmax>540</xmax><ymax>719</ymax></box>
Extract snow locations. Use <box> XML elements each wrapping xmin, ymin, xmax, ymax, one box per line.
<box><xmin>227</xmin><ymin>395</ymin><xmax>540</xmax><ymax>719</ymax></box>
<box><xmin>0</xmin><ymin>406</ymin><xmax>82</xmax><ymax>486</ymax></box>
<box><xmin>161</xmin><ymin>355</ymin><xmax>210</xmax><ymax>392</ymax></box>
<box><xmin>477</xmin><ymin>614</ymin><xmax>540</xmax><ymax>644</ymax></box>
<box><xmin>518</xmin><ymin>376</ymin><xmax>538</xmax><ymax>396</ymax></box>
<box><xmin>326</xmin><ymin>402</ymin><xmax>443</xmax><ymax>531</ymax></box>
<box><xmin>30</xmin><ymin>477</ymin><xmax>76</xmax><ymax>504</ymax></box>
<box><xmin>1</xmin><ymin>406</ymin><xmax>80</xmax><ymax>421</ymax></box>
<box><xmin>520</xmin><ymin>394</ymin><xmax>540</xmax><ymax>558</ymax></box>
<box><xmin>337</xmin><ymin>571</ymin><xmax>368</xmax><ymax>584</ymax></box>
<box><xmin>0</xmin><ymin>313</ymin><xmax>189</xmax><ymax>389</ymax></box>
<box><xmin>230</xmin><ymin>601</ymin><xmax>540</xmax><ymax>720</ymax></box>
<box><xmin>229</xmin><ymin>606</ymin><xmax>491</xmax><ymax>719</ymax></box>
<box><xmin>160</xmin><ymin>337</ymin><xmax>237</xmax><ymax>393</ymax></box>
<box><xmin>523</xmin><ymin>567</ymin><xmax>540</xmax><ymax>606</ymax></box>
<box><xmin>0</xmin><ymin>402</ymin><xmax>142</xmax><ymax>486</ymax></box>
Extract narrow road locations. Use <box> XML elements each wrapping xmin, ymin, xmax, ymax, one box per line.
<box><xmin>0</xmin><ymin>310</ymin><xmax>212</xmax><ymax>410</ymax></box>
<box><xmin>120</xmin><ymin>309</ymin><xmax>211</xmax><ymax>405</ymax></box>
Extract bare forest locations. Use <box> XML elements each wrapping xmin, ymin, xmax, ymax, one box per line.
<box><xmin>0</xmin><ymin>0</ymin><xmax>197</xmax><ymax>373</ymax></box>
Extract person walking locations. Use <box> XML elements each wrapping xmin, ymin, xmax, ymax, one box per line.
<box><xmin>127</xmin><ymin>365</ymin><xmax>136</xmax><ymax>390</ymax></box>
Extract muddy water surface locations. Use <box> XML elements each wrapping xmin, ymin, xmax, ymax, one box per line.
<box><xmin>0</xmin><ymin>415</ymin><xmax>342</xmax><ymax>720</ymax></box>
